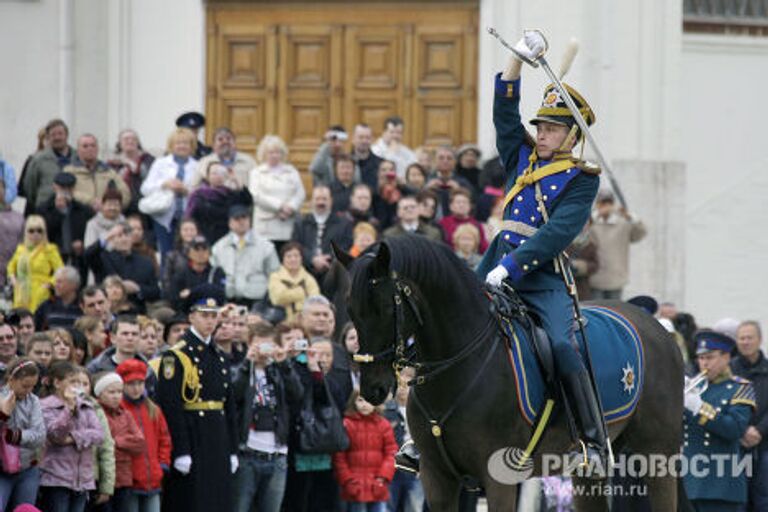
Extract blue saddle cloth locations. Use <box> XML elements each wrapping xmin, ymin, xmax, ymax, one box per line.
<box><xmin>503</xmin><ymin>305</ymin><xmax>644</xmax><ymax>425</ymax></box>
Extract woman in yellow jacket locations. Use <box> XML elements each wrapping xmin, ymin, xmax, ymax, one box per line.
<box><xmin>6</xmin><ymin>214</ymin><xmax>64</xmax><ymax>312</ymax></box>
<box><xmin>268</xmin><ymin>241</ymin><xmax>320</xmax><ymax>322</ymax></box>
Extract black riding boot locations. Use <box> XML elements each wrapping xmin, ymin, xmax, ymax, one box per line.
<box><xmin>562</xmin><ymin>369</ymin><xmax>609</xmax><ymax>477</ymax></box>
<box><xmin>394</xmin><ymin>439</ymin><xmax>421</xmax><ymax>474</ymax></box>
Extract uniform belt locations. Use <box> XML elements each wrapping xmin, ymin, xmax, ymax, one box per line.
<box><xmin>499</xmin><ymin>220</ymin><xmax>538</xmax><ymax>238</ymax></box>
<box><xmin>183</xmin><ymin>400</ymin><xmax>224</xmax><ymax>411</ymax></box>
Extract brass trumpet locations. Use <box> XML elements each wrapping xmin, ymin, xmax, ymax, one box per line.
<box><xmin>684</xmin><ymin>370</ymin><xmax>709</xmax><ymax>395</ymax></box>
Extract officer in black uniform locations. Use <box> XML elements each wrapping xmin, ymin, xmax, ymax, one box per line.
<box><xmin>157</xmin><ymin>284</ymin><xmax>238</xmax><ymax>512</ymax></box>
<box><xmin>176</xmin><ymin>111</ymin><xmax>212</xmax><ymax>160</ymax></box>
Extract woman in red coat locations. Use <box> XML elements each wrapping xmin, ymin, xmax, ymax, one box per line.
<box><xmin>332</xmin><ymin>390</ymin><xmax>398</xmax><ymax>512</ymax></box>
<box><xmin>117</xmin><ymin>359</ymin><xmax>172</xmax><ymax>512</ymax></box>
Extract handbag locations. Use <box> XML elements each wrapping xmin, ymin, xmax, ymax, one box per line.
<box><xmin>298</xmin><ymin>378</ymin><xmax>349</xmax><ymax>454</ymax></box>
<box><xmin>0</xmin><ymin>427</ymin><xmax>21</xmax><ymax>474</ymax></box>
<box><xmin>138</xmin><ymin>188</ymin><xmax>174</xmax><ymax>216</ymax></box>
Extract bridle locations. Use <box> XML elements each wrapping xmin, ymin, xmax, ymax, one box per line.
<box><xmin>352</xmin><ymin>269</ymin><xmax>496</xmax><ymax>387</ymax></box>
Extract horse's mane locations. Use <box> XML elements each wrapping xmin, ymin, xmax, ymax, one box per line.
<box><xmin>379</xmin><ymin>235</ymin><xmax>485</xmax><ymax>298</ymax></box>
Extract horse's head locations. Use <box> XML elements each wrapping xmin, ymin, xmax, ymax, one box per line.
<box><xmin>333</xmin><ymin>241</ymin><xmax>421</xmax><ymax>405</ymax></box>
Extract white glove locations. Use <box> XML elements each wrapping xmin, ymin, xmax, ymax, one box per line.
<box><xmin>485</xmin><ymin>265</ymin><xmax>509</xmax><ymax>287</ymax></box>
<box><xmin>230</xmin><ymin>454</ymin><xmax>239</xmax><ymax>474</ymax></box>
<box><xmin>524</xmin><ymin>31</ymin><xmax>547</xmax><ymax>57</ymax></box>
<box><xmin>173</xmin><ymin>455</ymin><xmax>192</xmax><ymax>475</ymax></box>
<box><xmin>513</xmin><ymin>30</ymin><xmax>546</xmax><ymax>61</ymax></box>
<box><xmin>684</xmin><ymin>392</ymin><xmax>703</xmax><ymax>414</ymax></box>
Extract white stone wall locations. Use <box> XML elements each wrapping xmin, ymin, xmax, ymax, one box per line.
<box><xmin>681</xmin><ymin>34</ymin><xmax>768</xmax><ymax>333</ymax></box>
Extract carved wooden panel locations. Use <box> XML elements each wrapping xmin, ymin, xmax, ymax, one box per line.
<box><xmin>415</xmin><ymin>29</ymin><xmax>463</xmax><ymax>89</ymax></box>
<box><xmin>284</xmin><ymin>29</ymin><xmax>332</xmax><ymax>89</ymax></box>
<box><xmin>415</xmin><ymin>99</ymin><xmax>461</xmax><ymax>147</ymax></box>
<box><xmin>222</xmin><ymin>35</ymin><xmax>266</xmax><ymax>88</ymax></box>
<box><xmin>221</xmin><ymin>99</ymin><xmax>265</xmax><ymax>151</ymax></box>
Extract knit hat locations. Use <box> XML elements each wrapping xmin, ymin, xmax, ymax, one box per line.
<box><xmin>116</xmin><ymin>359</ymin><xmax>148</xmax><ymax>384</ymax></box>
<box><xmin>94</xmin><ymin>372</ymin><xmax>123</xmax><ymax>397</ymax></box>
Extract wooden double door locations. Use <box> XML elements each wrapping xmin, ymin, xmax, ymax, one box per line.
<box><xmin>206</xmin><ymin>2</ymin><xmax>478</xmax><ymax>184</ymax></box>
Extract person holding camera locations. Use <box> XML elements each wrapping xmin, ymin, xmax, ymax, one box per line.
<box><xmin>38</xmin><ymin>360</ymin><xmax>105</xmax><ymax>512</ymax></box>
<box><xmin>233</xmin><ymin>323</ymin><xmax>304</xmax><ymax>512</ymax></box>
<box><xmin>310</xmin><ymin>126</ymin><xmax>348</xmax><ymax>187</ymax></box>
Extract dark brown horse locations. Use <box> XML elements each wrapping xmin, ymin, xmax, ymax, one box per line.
<box><xmin>334</xmin><ymin>235</ymin><xmax>684</xmax><ymax>511</ymax></box>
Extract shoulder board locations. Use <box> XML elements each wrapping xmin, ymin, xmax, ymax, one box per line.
<box><xmin>171</xmin><ymin>341</ymin><xmax>187</xmax><ymax>351</ymax></box>
<box><xmin>731</xmin><ymin>375</ymin><xmax>751</xmax><ymax>384</ymax></box>
<box><xmin>731</xmin><ymin>382</ymin><xmax>757</xmax><ymax>408</ymax></box>
<box><xmin>575</xmin><ymin>160</ymin><xmax>601</xmax><ymax>175</ymax></box>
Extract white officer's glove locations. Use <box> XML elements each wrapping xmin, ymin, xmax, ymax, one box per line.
<box><xmin>173</xmin><ymin>455</ymin><xmax>192</xmax><ymax>475</ymax></box>
<box><xmin>524</xmin><ymin>31</ymin><xmax>547</xmax><ymax>57</ymax></box>
<box><xmin>513</xmin><ymin>30</ymin><xmax>546</xmax><ymax>62</ymax></box>
<box><xmin>683</xmin><ymin>392</ymin><xmax>703</xmax><ymax>415</ymax></box>
<box><xmin>485</xmin><ymin>265</ymin><xmax>509</xmax><ymax>287</ymax></box>
<box><xmin>230</xmin><ymin>454</ymin><xmax>239</xmax><ymax>474</ymax></box>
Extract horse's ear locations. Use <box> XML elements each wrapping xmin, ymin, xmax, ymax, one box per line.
<box><xmin>372</xmin><ymin>242</ymin><xmax>391</xmax><ymax>278</ymax></box>
<box><xmin>331</xmin><ymin>241</ymin><xmax>354</xmax><ymax>269</ymax></box>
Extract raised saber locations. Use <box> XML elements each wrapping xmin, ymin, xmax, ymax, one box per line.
<box><xmin>487</xmin><ymin>27</ymin><xmax>628</xmax><ymax>209</ymax></box>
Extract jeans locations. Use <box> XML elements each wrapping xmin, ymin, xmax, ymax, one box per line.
<box><xmin>40</xmin><ymin>485</ymin><xmax>89</xmax><ymax>512</ymax></box>
<box><xmin>387</xmin><ymin>471</ymin><xmax>424</xmax><ymax>512</ymax></box>
<box><xmin>347</xmin><ymin>502</ymin><xmax>387</xmax><ymax>512</ymax></box>
<box><xmin>235</xmin><ymin>452</ymin><xmax>288</xmax><ymax>512</ymax></box>
<box><xmin>126</xmin><ymin>491</ymin><xmax>161</xmax><ymax>512</ymax></box>
<box><xmin>151</xmin><ymin>217</ymin><xmax>177</xmax><ymax>263</ymax></box>
<box><xmin>0</xmin><ymin>466</ymin><xmax>40</xmax><ymax>510</ymax></box>
<box><xmin>591</xmin><ymin>288</ymin><xmax>623</xmax><ymax>300</ymax></box>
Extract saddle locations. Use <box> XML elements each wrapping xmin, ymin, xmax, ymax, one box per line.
<box><xmin>485</xmin><ymin>284</ymin><xmax>644</xmax><ymax>427</ymax></box>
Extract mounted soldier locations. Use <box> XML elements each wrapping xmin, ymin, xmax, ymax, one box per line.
<box><xmin>478</xmin><ymin>30</ymin><xmax>607</xmax><ymax>468</ymax></box>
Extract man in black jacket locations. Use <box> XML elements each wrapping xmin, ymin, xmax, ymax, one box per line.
<box><xmin>84</xmin><ymin>222</ymin><xmax>160</xmax><ymax>307</ymax></box>
<box><xmin>232</xmin><ymin>323</ymin><xmax>303</xmax><ymax>511</ymax></box>
<box><xmin>731</xmin><ymin>320</ymin><xmax>768</xmax><ymax>510</ymax></box>
<box><xmin>291</xmin><ymin>185</ymin><xmax>353</xmax><ymax>281</ymax></box>
<box><xmin>37</xmin><ymin>172</ymin><xmax>94</xmax><ymax>280</ymax></box>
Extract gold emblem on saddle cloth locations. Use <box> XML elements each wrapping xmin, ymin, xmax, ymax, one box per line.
<box><xmin>621</xmin><ymin>362</ymin><xmax>635</xmax><ymax>394</ymax></box>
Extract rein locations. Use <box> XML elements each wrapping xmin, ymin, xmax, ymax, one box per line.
<box><xmin>353</xmin><ymin>270</ymin><xmax>501</xmax><ymax>486</ymax></box>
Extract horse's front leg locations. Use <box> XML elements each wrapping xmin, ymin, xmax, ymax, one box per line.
<box><xmin>419</xmin><ymin>459</ymin><xmax>462</xmax><ymax>512</ymax></box>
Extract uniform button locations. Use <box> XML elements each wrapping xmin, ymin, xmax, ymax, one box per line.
<box><xmin>517</xmin><ymin>196</ymin><xmax>523</xmax><ymax>202</ymax></box>
<box><xmin>199</xmin><ymin>411</ymin><xmax>205</xmax><ymax>417</ymax></box>
<box><xmin>684</xmin><ymin>441</ymin><xmax>688</xmax><ymax>447</ymax></box>
<box><xmin>199</xmin><ymin>370</ymin><xmax>204</xmax><ymax>376</ymax></box>
<box><xmin>220</xmin><ymin>357</ymin><xmax>225</xmax><ymax>363</ymax></box>
<box><xmin>513</xmin><ymin>208</ymin><xmax>519</xmax><ymax>215</ymax></box>
<box><xmin>224</xmin><ymin>383</ymin><xmax>228</xmax><ymax>388</ymax></box>
<box><xmin>530</xmin><ymin>216</ymin><xmax>536</xmax><ymax>222</ymax></box>
<box><xmin>523</xmin><ymin>265</ymin><xmax>530</xmax><ymax>271</ymax></box>
<box><xmin>222</xmin><ymin>369</ymin><xmax>228</xmax><ymax>375</ymax></box>
<box><xmin>536</xmin><ymin>206</ymin><xmax>541</xmax><ymax>212</ymax></box>
<box><xmin>520</xmin><ymin>240</ymin><xmax>526</xmax><ymax>245</ymax></box>
<box><xmin>532</xmin><ymin>259</ymin><xmax>539</xmax><ymax>266</ymax></box>
<box><xmin>194</xmin><ymin>357</ymin><xmax>200</xmax><ymax>363</ymax></box>
<box><xmin>543</xmin><ymin>195</ymin><xmax>548</xmax><ymax>201</ymax></box>
<box><xmin>566</xmin><ymin>169</ymin><xmax>572</xmax><ymax>174</ymax></box>
<box><xmin>703</xmin><ymin>441</ymin><xmax>709</xmax><ymax>446</ymax></box>
<box><xmin>550</xmin><ymin>185</ymin><xmax>557</xmax><ymax>190</ymax></box>
<box><xmin>727</xmin><ymin>384</ymin><xmax>733</xmax><ymax>390</ymax></box>
<box><xmin>504</xmin><ymin>234</ymin><xmax>510</xmax><ymax>241</ymax></box>
<box><xmin>683</xmin><ymin>433</ymin><xmax>688</xmax><ymax>438</ymax></box>
<box><xmin>704</xmin><ymin>433</ymin><xmax>710</xmax><ymax>438</ymax></box>
<box><xmin>721</xmin><ymin>399</ymin><xmax>728</xmax><ymax>405</ymax></box>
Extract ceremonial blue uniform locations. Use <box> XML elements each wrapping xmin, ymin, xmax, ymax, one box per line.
<box><xmin>684</xmin><ymin>332</ymin><xmax>757</xmax><ymax>512</ymax></box>
<box><xmin>477</xmin><ymin>74</ymin><xmax>599</xmax><ymax>376</ymax></box>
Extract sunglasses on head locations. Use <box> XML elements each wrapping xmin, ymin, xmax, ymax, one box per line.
<box><xmin>27</xmin><ymin>228</ymin><xmax>44</xmax><ymax>234</ymax></box>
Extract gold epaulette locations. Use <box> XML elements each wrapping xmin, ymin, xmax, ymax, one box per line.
<box><xmin>575</xmin><ymin>159</ymin><xmax>601</xmax><ymax>175</ymax></box>
<box><xmin>159</xmin><ymin>342</ymin><xmax>201</xmax><ymax>405</ymax></box>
